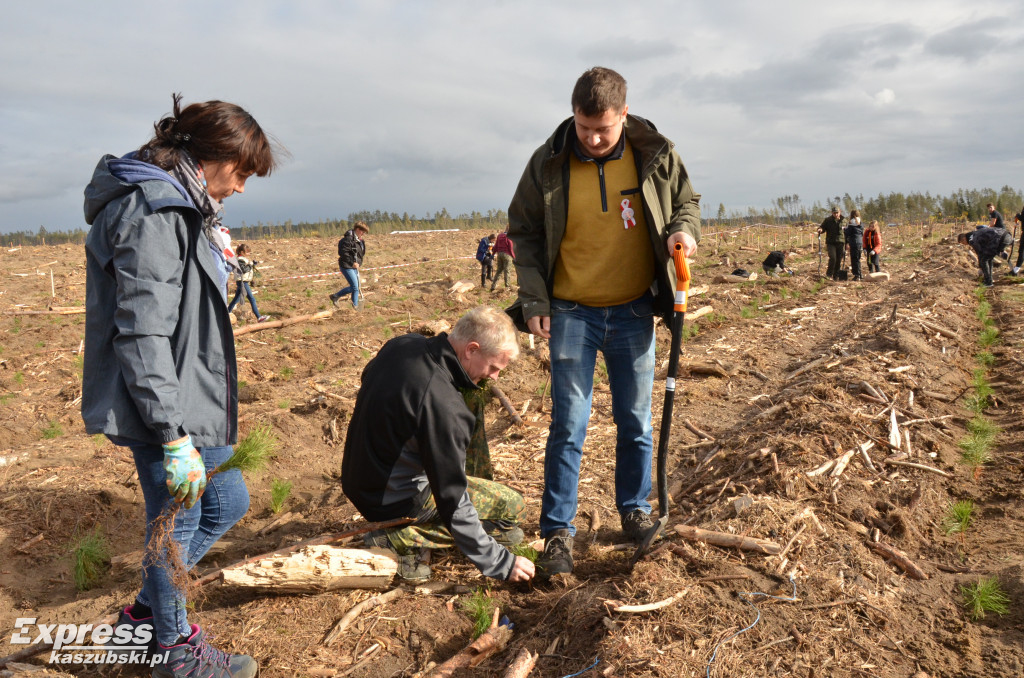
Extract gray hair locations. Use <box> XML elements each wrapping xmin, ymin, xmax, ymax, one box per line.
<box><xmin>449</xmin><ymin>306</ymin><xmax>519</xmax><ymax>359</ymax></box>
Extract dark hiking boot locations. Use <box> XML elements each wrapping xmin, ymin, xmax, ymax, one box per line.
<box><xmin>364</xmin><ymin>530</ymin><xmax>432</xmax><ymax>583</ymax></box>
<box><xmin>105</xmin><ymin>604</ymin><xmax>158</xmax><ymax>663</ymax></box>
<box><xmin>621</xmin><ymin>509</ymin><xmax>656</xmax><ymax>544</ymax></box>
<box><xmin>328</xmin><ymin>293</ymin><xmax>339</xmax><ymax>308</ymax></box>
<box><xmin>397</xmin><ymin>549</ymin><xmax>432</xmax><ymax>583</ymax></box>
<box><xmin>481</xmin><ymin>520</ymin><xmax>524</xmax><ymax>548</ymax></box>
<box><xmin>152</xmin><ymin>624</ymin><xmax>257</xmax><ymax>678</ymax></box>
<box><xmin>537</xmin><ymin>529</ymin><xmax>573</xmax><ymax>578</ymax></box>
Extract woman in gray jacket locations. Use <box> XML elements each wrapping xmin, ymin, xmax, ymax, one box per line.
<box><xmin>83</xmin><ymin>94</ymin><xmax>280</xmax><ymax>678</ymax></box>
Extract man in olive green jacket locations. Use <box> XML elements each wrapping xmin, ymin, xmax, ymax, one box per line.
<box><xmin>817</xmin><ymin>207</ymin><xmax>846</xmax><ymax>280</ymax></box>
<box><xmin>507</xmin><ymin>67</ymin><xmax>700</xmax><ymax>578</ymax></box>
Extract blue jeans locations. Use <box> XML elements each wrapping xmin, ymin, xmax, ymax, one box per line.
<box><xmin>541</xmin><ymin>294</ymin><xmax>655</xmax><ymax>537</ymax></box>
<box><xmin>227</xmin><ymin>281</ymin><xmax>261</xmax><ymax>317</ymax></box>
<box><xmin>332</xmin><ymin>268</ymin><xmax>360</xmax><ymax>307</ymax></box>
<box><xmin>127</xmin><ymin>442</ymin><xmax>249</xmax><ymax>645</ymax></box>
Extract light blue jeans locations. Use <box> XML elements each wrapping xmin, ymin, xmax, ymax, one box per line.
<box><xmin>227</xmin><ymin>281</ymin><xmax>261</xmax><ymax>317</ymax></box>
<box><xmin>333</xmin><ymin>268</ymin><xmax>360</xmax><ymax>308</ymax></box>
<box><xmin>127</xmin><ymin>443</ymin><xmax>249</xmax><ymax>645</ymax></box>
<box><xmin>540</xmin><ymin>293</ymin><xmax>655</xmax><ymax>537</ymax></box>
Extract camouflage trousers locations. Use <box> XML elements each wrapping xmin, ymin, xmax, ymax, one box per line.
<box><xmin>385</xmin><ymin>477</ymin><xmax>526</xmax><ymax>554</ymax></box>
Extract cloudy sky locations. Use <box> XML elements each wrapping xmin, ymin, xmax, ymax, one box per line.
<box><xmin>2</xmin><ymin>0</ymin><xmax>1022</xmax><ymax>234</ymax></box>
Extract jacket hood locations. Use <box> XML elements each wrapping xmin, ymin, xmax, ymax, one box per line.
<box><xmin>84</xmin><ymin>153</ymin><xmax>192</xmax><ymax>226</ymax></box>
<box><xmin>545</xmin><ymin>114</ymin><xmax>665</xmax><ymax>160</ymax></box>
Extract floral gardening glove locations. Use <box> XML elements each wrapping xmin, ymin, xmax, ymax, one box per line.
<box><xmin>162</xmin><ymin>437</ymin><xmax>207</xmax><ymax>509</ymax></box>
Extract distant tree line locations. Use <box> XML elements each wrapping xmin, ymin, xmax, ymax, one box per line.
<box><xmin>710</xmin><ymin>186</ymin><xmax>1024</xmax><ymax>228</ymax></box>
<box><xmin>232</xmin><ymin>208</ymin><xmax>510</xmax><ymax>240</ymax></box>
<box><xmin>7</xmin><ymin>187</ymin><xmax>1023</xmax><ymax>247</ymax></box>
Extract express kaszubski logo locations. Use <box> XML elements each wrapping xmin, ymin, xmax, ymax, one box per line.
<box><xmin>9</xmin><ymin>617</ymin><xmax>168</xmax><ymax>666</ymax></box>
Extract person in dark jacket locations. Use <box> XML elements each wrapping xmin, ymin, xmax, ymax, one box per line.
<box><xmin>960</xmin><ymin>225</ymin><xmax>1013</xmax><ymax>287</ymax></box>
<box><xmin>818</xmin><ymin>207</ymin><xmax>846</xmax><ymax>280</ymax></box>
<box><xmin>490</xmin><ymin>229</ymin><xmax>516</xmax><ymax>291</ymax></box>
<box><xmin>342</xmin><ymin>306</ymin><xmax>535</xmax><ymax>583</ymax></box>
<box><xmin>987</xmin><ymin>203</ymin><xmax>1004</xmax><ymax>229</ymax></box>
<box><xmin>1011</xmin><ymin>207</ymin><xmax>1023</xmax><ymax>275</ymax></box>
<box><xmin>507</xmin><ymin>67</ymin><xmax>701</xmax><ymax>578</ymax></box>
<box><xmin>83</xmin><ymin>93</ymin><xmax>280</xmax><ymax>678</ymax></box>
<box><xmin>762</xmin><ymin>250</ymin><xmax>794</xmax><ymax>276</ymax></box>
<box><xmin>476</xmin><ymin>234</ymin><xmax>496</xmax><ymax>287</ymax></box>
<box><xmin>844</xmin><ymin>209</ymin><xmax>864</xmax><ymax>281</ymax></box>
<box><xmin>330</xmin><ymin>222</ymin><xmax>369</xmax><ymax>309</ymax></box>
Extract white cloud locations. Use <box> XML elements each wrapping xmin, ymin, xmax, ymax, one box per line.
<box><xmin>873</xmin><ymin>88</ymin><xmax>896</xmax><ymax>106</ymax></box>
<box><xmin>1</xmin><ymin>0</ymin><xmax>1023</xmax><ymax>232</ymax></box>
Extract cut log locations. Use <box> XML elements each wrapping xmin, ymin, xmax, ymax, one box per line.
<box><xmin>220</xmin><ymin>545</ymin><xmax>398</xmax><ymax>591</ymax></box>
<box><xmin>713</xmin><ymin>273</ymin><xmax>758</xmax><ymax>284</ymax></box>
<box><xmin>674</xmin><ymin>524</ymin><xmax>781</xmax><ymax>555</ymax></box>
<box><xmin>686</xmin><ymin>305</ymin><xmax>714</xmax><ymax>321</ymax></box>
<box><xmin>233</xmin><ymin>310</ymin><xmax>333</xmax><ymax>336</ymax></box>
<box><xmin>427</xmin><ymin>625</ymin><xmax>513</xmax><ymax>676</ymax></box>
<box><xmin>679</xmin><ymin>360</ymin><xmax>730</xmax><ymax>378</ymax></box>
<box><xmin>863</xmin><ymin>272</ymin><xmax>890</xmax><ymax>282</ymax></box>
<box><xmin>502</xmin><ymin>647</ymin><xmax>539</xmax><ymax>678</ymax></box>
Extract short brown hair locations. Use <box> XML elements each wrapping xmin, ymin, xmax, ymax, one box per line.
<box><xmin>571</xmin><ymin>67</ymin><xmax>627</xmax><ymax>117</ymax></box>
<box><xmin>139</xmin><ymin>93</ymin><xmax>280</xmax><ymax>177</ymax></box>
<box><xmin>354</xmin><ymin>221</ymin><xmax>370</xmax><ymax>234</ymax></box>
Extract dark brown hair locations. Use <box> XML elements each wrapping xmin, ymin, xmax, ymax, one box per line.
<box><xmin>571</xmin><ymin>67</ymin><xmax>627</xmax><ymax>117</ymax></box>
<box><xmin>138</xmin><ymin>93</ymin><xmax>279</xmax><ymax>176</ymax></box>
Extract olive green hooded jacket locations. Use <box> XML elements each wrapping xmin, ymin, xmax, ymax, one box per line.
<box><xmin>506</xmin><ymin>114</ymin><xmax>701</xmax><ymax>326</ymax></box>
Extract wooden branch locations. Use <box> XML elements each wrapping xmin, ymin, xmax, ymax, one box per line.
<box><xmin>490</xmin><ymin>384</ymin><xmax>524</xmax><ymax>425</ymax></box>
<box><xmin>683</xmin><ymin>419</ymin><xmax>714</xmax><ymax>440</ymax></box>
<box><xmin>321</xmin><ymin>587</ymin><xmax>407</xmax><ymax>645</ymax></box>
<box><xmin>784</xmin><ymin>354</ymin><xmax>829</xmax><ymax>381</ymax></box>
<box><xmin>605</xmin><ymin>588</ymin><xmax>689</xmax><ymax>613</ymax></box>
<box><xmin>897</xmin><ymin>313</ymin><xmax>957</xmax><ymax>340</ymax></box>
<box><xmin>882</xmin><ymin>458</ymin><xmax>952</xmax><ymax>478</ymax></box>
<box><xmin>3</xmin><ymin>307</ymin><xmax>85</xmax><ymax>316</ymax></box>
<box><xmin>233</xmin><ymin>310</ymin><xmax>333</xmax><ymax>336</ymax></box>
<box><xmin>869</xmin><ymin>541</ymin><xmax>928</xmax><ymax>580</ymax></box>
<box><xmin>674</xmin><ymin>524</ymin><xmax>781</xmax><ymax>555</ymax></box>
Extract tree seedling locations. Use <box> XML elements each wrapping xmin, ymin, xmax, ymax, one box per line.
<box><xmin>942</xmin><ymin>499</ymin><xmax>975</xmax><ymax>536</ymax></box>
<box><xmin>270</xmin><ymin>478</ymin><xmax>293</xmax><ymax>514</ymax></box>
<box><xmin>962</xmin><ymin>578</ymin><xmax>1010</xmax><ymax>620</ymax></box>
<box><xmin>71</xmin><ymin>527</ymin><xmax>110</xmax><ymax>591</ymax></box>
<box><xmin>460</xmin><ymin>588</ymin><xmax>498</xmax><ymax>639</ymax></box>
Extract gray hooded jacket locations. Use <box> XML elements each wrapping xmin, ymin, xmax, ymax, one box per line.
<box><xmin>82</xmin><ymin>154</ymin><xmax>238</xmax><ymax>447</ymax></box>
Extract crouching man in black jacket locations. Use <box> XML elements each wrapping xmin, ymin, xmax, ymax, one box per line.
<box><xmin>342</xmin><ymin>306</ymin><xmax>535</xmax><ymax>583</ymax></box>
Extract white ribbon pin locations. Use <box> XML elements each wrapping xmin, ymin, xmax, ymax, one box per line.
<box><xmin>620</xmin><ymin>199</ymin><xmax>636</xmax><ymax>229</ymax></box>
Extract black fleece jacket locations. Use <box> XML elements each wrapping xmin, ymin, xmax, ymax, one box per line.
<box><xmin>341</xmin><ymin>333</ymin><xmax>515</xmax><ymax>580</ymax></box>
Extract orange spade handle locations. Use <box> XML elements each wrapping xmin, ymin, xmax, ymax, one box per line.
<box><xmin>672</xmin><ymin>242</ymin><xmax>691</xmax><ymax>312</ymax></box>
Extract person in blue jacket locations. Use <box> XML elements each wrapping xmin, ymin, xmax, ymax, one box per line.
<box><xmin>476</xmin><ymin>234</ymin><xmax>496</xmax><ymax>287</ymax></box>
<box><xmin>83</xmin><ymin>93</ymin><xmax>281</xmax><ymax>678</ymax></box>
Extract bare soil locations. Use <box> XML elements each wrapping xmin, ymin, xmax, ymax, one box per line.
<box><xmin>1</xmin><ymin>226</ymin><xmax>1023</xmax><ymax>678</ymax></box>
